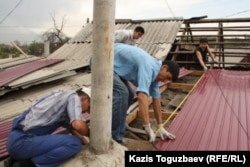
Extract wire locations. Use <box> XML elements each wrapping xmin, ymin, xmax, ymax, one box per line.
<box><xmin>164</xmin><ymin>0</ymin><xmax>175</xmax><ymax>17</ymax></box>
<box><xmin>207</xmin><ymin>69</ymin><xmax>250</xmax><ymax>140</ymax></box>
<box><xmin>223</xmin><ymin>10</ymin><xmax>250</xmax><ymax>18</ymax></box>
<box><xmin>0</xmin><ymin>0</ymin><xmax>23</xmax><ymax>24</ymax></box>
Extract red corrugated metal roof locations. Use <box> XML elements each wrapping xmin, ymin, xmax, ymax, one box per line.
<box><xmin>155</xmin><ymin>69</ymin><xmax>250</xmax><ymax>150</ymax></box>
<box><xmin>0</xmin><ymin>59</ymin><xmax>64</xmax><ymax>87</ymax></box>
<box><xmin>178</xmin><ymin>67</ymin><xmax>193</xmax><ymax>78</ymax></box>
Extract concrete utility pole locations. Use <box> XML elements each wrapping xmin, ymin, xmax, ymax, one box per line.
<box><xmin>90</xmin><ymin>0</ymin><xmax>116</xmax><ymax>154</ymax></box>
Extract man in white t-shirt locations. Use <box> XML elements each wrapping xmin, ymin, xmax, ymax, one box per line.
<box><xmin>114</xmin><ymin>26</ymin><xmax>145</xmax><ymax>45</ymax></box>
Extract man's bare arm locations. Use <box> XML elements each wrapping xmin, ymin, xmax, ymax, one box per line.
<box><xmin>207</xmin><ymin>45</ymin><xmax>215</xmax><ymax>61</ymax></box>
<box><xmin>137</xmin><ymin>92</ymin><xmax>150</xmax><ymax>124</ymax></box>
<box><xmin>152</xmin><ymin>98</ymin><xmax>162</xmax><ymax>124</ymax></box>
<box><xmin>196</xmin><ymin>50</ymin><xmax>207</xmax><ymax>70</ymax></box>
<box><xmin>71</xmin><ymin>120</ymin><xmax>89</xmax><ymax>144</ymax></box>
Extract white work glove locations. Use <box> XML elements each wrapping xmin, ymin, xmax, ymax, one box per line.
<box><xmin>143</xmin><ymin>124</ymin><xmax>156</xmax><ymax>143</ymax></box>
<box><xmin>203</xmin><ymin>66</ymin><xmax>208</xmax><ymax>71</ymax></box>
<box><xmin>157</xmin><ymin>124</ymin><xmax>176</xmax><ymax>140</ymax></box>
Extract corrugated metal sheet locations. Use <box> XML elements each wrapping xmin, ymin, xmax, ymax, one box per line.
<box><xmin>0</xmin><ymin>56</ymin><xmax>42</xmax><ymax>70</ymax></box>
<box><xmin>67</xmin><ymin>19</ymin><xmax>183</xmax><ymax>61</ymax></box>
<box><xmin>0</xmin><ymin>120</ymin><xmax>12</xmax><ymax>159</ymax></box>
<box><xmin>0</xmin><ymin>19</ymin><xmax>182</xmax><ymax>93</ymax></box>
<box><xmin>0</xmin><ymin>73</ymin><xmax>91</xmax><ymax>122</ymax></box>
<box><xmin>155</xmin><ymin>69</ymin><xmax>250</xmax><ymax>150</ymax></box>
<box><xmin>178</xmin><ymin>67</ymin><xmax>194</xmax><ymax>78</ymax></box>
<box><xmin>0</xmin><ymin>59</ymin><xmax>64</xmax><ymax>87</ymax></box>
<box><xmin>48</xmin><ymin>43</ymin><xmax>92</xmax><ymax>71</ymax></box>
<box><xmin>7</xmin><ymin>70</ymin><xmax>76</xmax><ymax>89</ymax></box>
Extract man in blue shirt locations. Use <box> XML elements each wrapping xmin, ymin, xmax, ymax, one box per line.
<box><xmin>113</xmin><ymin>43</ymin><xmax>180</xmax><ymax>144</ymax></box>
<box><xmin>5</xmin><ymin>87</ymin><xmax>91</xmax><ymax>167</ymax></box>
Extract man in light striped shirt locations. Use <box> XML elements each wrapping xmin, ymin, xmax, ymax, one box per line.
<box><xmin>6</xmin><ymin>87</ymin><xmax>91</xmax><ymax>167</ymax></box>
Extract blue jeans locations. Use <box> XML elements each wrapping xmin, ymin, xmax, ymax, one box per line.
<box><xmin>6</xmin><ymin>130</ymin><xmax>82</xmax><ymax>167</ymax></box>
<box><xmin>112</xmin><ymin>73</ymin><xmax>134</xmax><ymax>141</ymax></box>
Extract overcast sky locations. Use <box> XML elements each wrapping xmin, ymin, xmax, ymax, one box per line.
<box><xmin>0</xmin><ymin>0</ymin><xmax>249</xmax><ymax>44</ymax></box>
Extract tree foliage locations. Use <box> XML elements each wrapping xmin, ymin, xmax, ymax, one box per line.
<box><xmin>0</xmin><ymin>43</ymin><xmax>20</xmax><ymax>59</ymax></box>
<box><xmin>0</xmin><ymin>41</ymin><xmax>44</xmax><ymax>59</ymax></box>
<box><xmin>28</xmin><ymin>41</ymin><xmax>44</xmax><ymax>56</ymax></box>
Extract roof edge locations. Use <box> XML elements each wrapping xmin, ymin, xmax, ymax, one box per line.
<box><xmin>115</xmin><ymin>17</ymin><xmax>184</xmax><ymax>23</ymax></box>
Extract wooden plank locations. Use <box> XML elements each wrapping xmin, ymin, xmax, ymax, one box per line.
<box><xmin>159</xmin><ymin>84</ymin><xmax>168</xmax><ymax>93</ymax></box>
<box><xmin>126</xmin><ymin>109</ymin><xmax>138</xmax><ymax>124</ymax></box>
<box><xmin>173</xmin><ymin>42</ymin><xmax>250</xmax><ymax>45</ymax></box>
<box><xmin>177</xmin><ymin>34</ymin><xmax>250</xmax><ymax>37</ymax></box>
<box><xmin>137</xmin><ymin>110</ymin><xmax>177</xmax><ymax>121</ymax></box>
<box><xmin>169</xmin><ymin>51</ymin><xmax>250</xmax><ymax>55</ymax></box>
<box><xmin>126</xmin><ymin>84</ymin><xmax>168</xmax><ymax>124</ymax></box>
<box><xmin>167</xmin><ymin>83</ymin><xmax>194</xmax><ymax>90</ymax></box>
<box><xmin>175</xmin><ymin>61</ymin><xmax>250</xmax><ymax>65</ymax></box>
<box><xmin>11</xmin><ymin>42</ymin><xmax>28</xmax><ymax>57</ymax></box>
<box><xmin>184</xmin><ymin>17</ymin><xmax>250</xmax><ymax>23</ymax></box>
<box><xmin>189</xmin><ymin>70</ymin><xmax>204</xmax><ymax>76</ymax></box>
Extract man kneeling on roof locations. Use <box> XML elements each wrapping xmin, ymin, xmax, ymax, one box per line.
<box><xmin>5</xmin><ymin>87</ymin><xmax>91</xmax><ymax>167</ymax></box>
<box><xmin>112</xmin><ymin>43</ymin><xmax>180</xmax><ymax>144</ymax></box>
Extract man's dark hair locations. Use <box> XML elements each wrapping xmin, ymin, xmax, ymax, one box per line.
<box><xmin>199</xmin><ymin>38</ymin><xmax>208</xmax><ymax>43</ymax></box>
<box><xmin>162</xmin><ymin>61</ymin><xmax>180</xmax><ymax>82</ymax></box>
<box><xmin>134</xmin><ymin>26</ymin><xmax>145</xmax><ymax>34</ymax></box>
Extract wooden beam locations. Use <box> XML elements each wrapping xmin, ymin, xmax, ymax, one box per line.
<box><xmin>167</xmin><ymin>83</ymin><xmax>194</xmax><ymax>90</ymax></box>
<box><xmin>184</xmin><ymin>17</ymin><xmax>250</xmax><ymax>23</ymax></box>
<box><xmin>173</xmin><ymin>42</ymin><xmax>250</xmax><ymax>45</ymax></box>
<box><xmin>126</xmin><ymin>84</ymin><xmax>169</xmax><ymax>124</ymax></box>
<box><xmin>169</xmin><ymin>51</ymin><xmax>250</xmax><ymax>55</ymax></box>
<box><xmin>159</xmin><ymin>84</ymin><xmax>168</xmax><ymax>93</ymax></box>
<box><xmin>189</xmin><ymin>70</ymin><xmax>204</xmax><ymax>76</ymax></box>
<box><xmin>126</xmin><ymin>109</ymin><xmax>138</xmax><ymax>124</ymax></box>
<box><xmin>11</xmin><ymin>42</ymin><xmax>28</xmax><ymax>57</ymax></box>
<box><xmin>177</xmin><ymin>34</ymin><xmax>250</xmax><ymax>37</ymax></box>
<box><xmin>176</xmin><ymin>61</ymin><xmax>250</xmax><ymax>65</ymax></box>
<box><xmin>137</xmin><ymin>110</ymin><xmax>177</xmax><ymax>121</ymax></box>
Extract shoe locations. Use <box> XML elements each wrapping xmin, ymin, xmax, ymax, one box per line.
<box><xmin>12</xmin><ymin>160</ymin><xmax>35</xmax><ymax>167</ymax></box>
